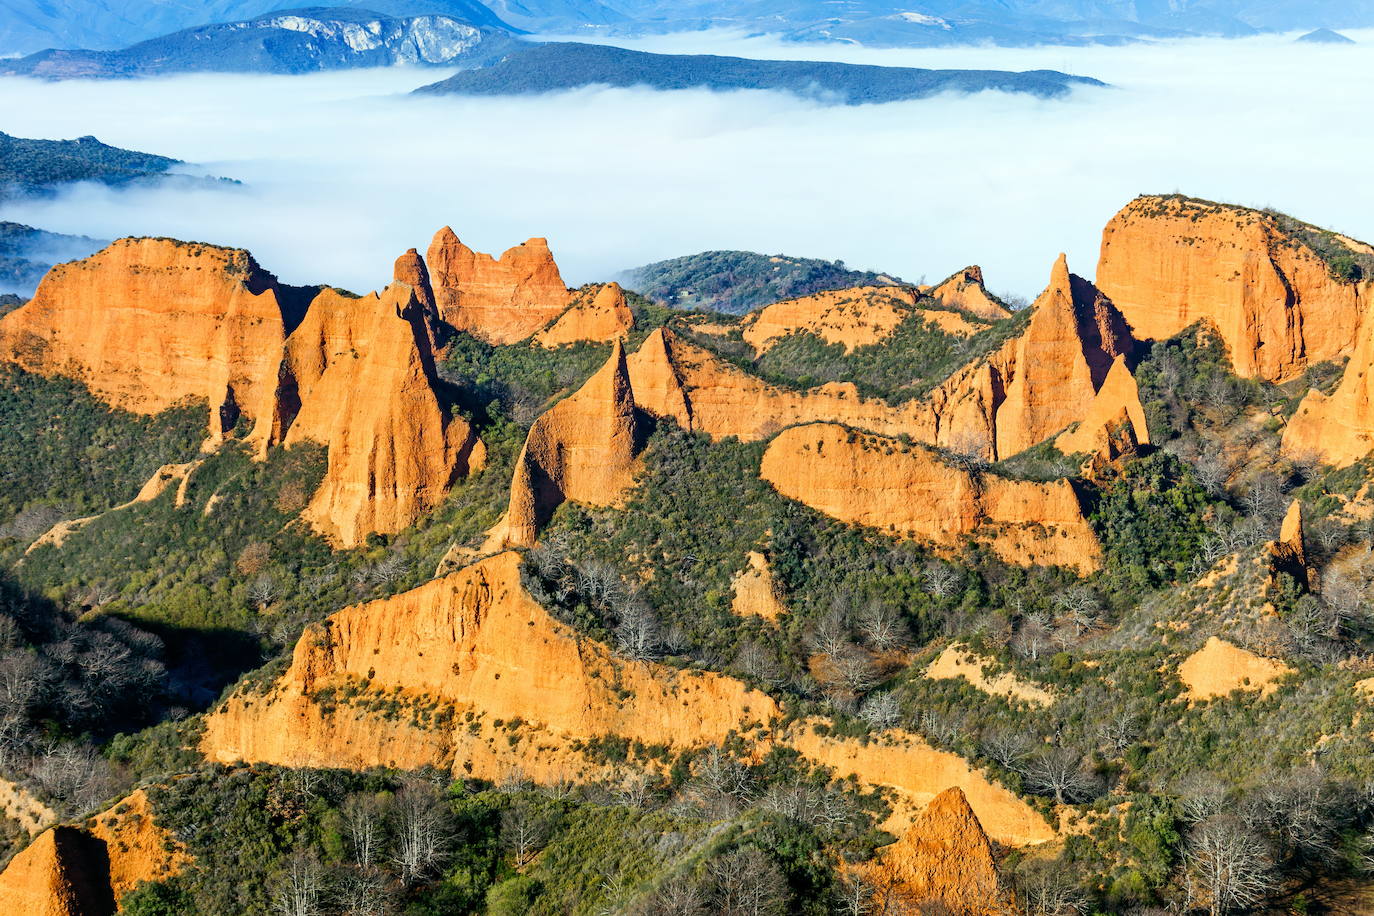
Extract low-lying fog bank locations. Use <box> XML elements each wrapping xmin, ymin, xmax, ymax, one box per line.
<box><xmin>0</xmin><ymin>31</ymin><xmax>1371</xmax><ymax>297</ymax></box>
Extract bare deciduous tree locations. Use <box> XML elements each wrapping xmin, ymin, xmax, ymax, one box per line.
<box><xmin>857</xmin><ymin>602</ymin><xmax>909</xmax><ymax>651</ymax></box>
<box><xmin>858</xmin><ymin>691</ymin><xmax>900</xmax><ymax>730</ymax></box>
<box><xmin>271</xmin><ymin>850</ymin><xmax>326</xmax><ymax>916</ymax></box>
<box><xmin>981</xmin><ymin>728</ymin><xmax>1035</xmax><ymax>773</ymax></box>
<box><xmin>501</xmin><ymin>800</ymin><xmax>554</xmax><ymax>868</ymax></box>
<box><xmin>343</xmin><ymin>793</ymin><xmax>386</xmax><ymax>870</ymax></box>
<box><xmin>709</xmin><ymin>846</ymin><xmax>788</xmax><ymax>916</ymax></box>
<box><xmin>1183</xmin><ymin>815</ymin><xmax>1277</xmax><ymax>916</ymax></box>
<box><xmin>1024</xmin><ymin>747</ymin><xmax>1097</xmax><ymax>805</ymax></box>
<box><xmin>922</xmin><ymin>562</ymin><xmax>963</xmax><ymax>599</ymax></box>
<box><xmin>389</xmin><ymin>780</ymin><xmax>450</xmax><ymax>885</ymax></box>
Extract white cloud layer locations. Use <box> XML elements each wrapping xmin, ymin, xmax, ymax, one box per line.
<box><xmin>1</xmin><ymin>30</ymin><xmax>1372</xmax><ymax>299</ymax></box>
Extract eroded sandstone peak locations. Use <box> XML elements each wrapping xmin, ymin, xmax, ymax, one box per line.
<box><xmin>1283</xmin><ymin>298</ymin><xmax>1374</xmax><ymax>466</ymax></box>
<box><xmin>490</xmin><ymin>339</ymin><xmax>640</xmax><ymax>548</ymax></box>
<box><xmin>1055</xmin><ymin>355</ymin><xmax>1150</xmax><ymax>458</ymax></box>
<box><xmin>0</xmin><ymin>789</ymin><xmax>185</xmax><ymax>916</ymax></box>
<box><xmin>281</xmin><ymin>283</ymin><xmax>485</xmax><ymax>546</ymax></box>
<box><xmin>1097</xmin><ymin>195</ymin><xmax>1371</xmax><ymax>382</ymax></box>
<box><xmin>930</xmin><ymin>265</ymin><xmax>1013</xmax><ymax>321</ymax></box>
<box><xmin>392</xmin><ymin>246</ymin><xmax>437</xmax><ymax>319</ymax></box>
<box><xmin>866</xmin><ymin>786</ymin><xmax>1015</xmax><ymax>915</ymax></box>
<box><xmin>760</xmin><ymin>422</ymin><xmax>1101</xmax><ymax>573</ymax></box>
<box><xmin>0</xmin><ymin>237</ymin><xmax>294</xmax><ymax>443</ymax></box>
<box><xmin>534</xmin><ymin>282</ymin><xmax>635</xmax><ymax>347</ymax></box>
<box><xmin>989</xmin><ymin>253</ymin><xmax>1135</xmax><ymax>458</ymax></box>
<box><xmin>425</xmin><ymin>227</ymin><xmax>571</xmax><ymax>343</ymax></box>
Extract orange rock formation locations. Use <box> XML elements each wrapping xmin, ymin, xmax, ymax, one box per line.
<box><xmin>760</xmin><ymin>423</ymin><xmax>1101</xmax><ymax>573</ymax></box>
<box><xmin>489</xmin><ymin>341</ymin><xmax>640</xmax><ymax>548</ymax></box>
<box><xmin>1178</xmin><ymin>637</ymin><xmax>1293</xmax><ymax>701</ymax></box>
<box><xmin>1055</xmin><ymin>355</ymin><xmax>1150</xmax><ymax>456</ymax></box>
<box><xmin>929</xmin><ymin>266</ymin><xmax>1013</xmax><ymax>321</ymax></box>
<box><xmin>1096</xmin><ymin>195</ymin><xmax>1371</xmax><ymax>382</ymax></box>
<box><xmin>730</xmin><ymin>551</ymin><xmax>786</xmax><ymax>620</ymax></box>
<box><xmin>789</xmin><ymin>726</ymin><xmax>1054</xmax><ymax>846</ymax></box>
<box><xmin>0</xmin><ymin>238</ymin><xmax>296</xmax><ymax>442</ymax></box>
<box><xmin>425</xmin><ymin>228</ymin><xmax>570</xmax><ymax>343</ymax></box>
<box><xmin>864</xmin><ymin>787</ymin><xmax>1015</xmax><ymax>914</ymax></box>
<box><xmin>0</xmin><ymin>789</ymin><xmax>186</xmax><ymax>915</ymax></box>
<box><xmin>535</xmin><ymin>283</ymin><xmax>634</xmax><ymax>347</ymax></box>
<box><xmin>739</xmin><ymin>286</ymin><xmax>990</xmax><ymax>355</ymax></box>
<box><xmin>279</xmin><ymin>284</ymin><xmax>484</xmax><ymax>546</ymax></box>
<box><xmin>201</xmin><ymin>552</ymin><xmax>778</xmax><ymax>774</ymax></box>
<box><xmin>1283</xmin><ymin>299</ymin><xmax>1374</xmax><ymax>466</ymax></box>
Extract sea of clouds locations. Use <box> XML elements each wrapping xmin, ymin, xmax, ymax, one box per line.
<box><xmin>0</xmin><ymin>29</ymin><xmax>1371</xmax><ymax>298</ymax></box>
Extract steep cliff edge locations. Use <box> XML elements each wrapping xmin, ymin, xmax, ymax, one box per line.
<box><xmin>1055</xmin><ymin>355</ymin><xmax>1150</xmax><ymax>457</ymax></box>
<box><xmin>1096</xmin><ymin>195</ymin><xmax>1371</xmax><ymax>382</ymax></box>
<box><xmin>862</xmin><ymin>786</ymin><xmax>1015</xmax><ymax>914</ymax></box>
<box><xmin>0</xmin><ymin>238</ymin><xmax>296</xmax><ymax>442</ymax></box>
<box><xmin>489</xmin><ymin>340</ymin><xmax>640</xmax><ymax>548</ymax></box>
<box><xmin>534</xmin><ymin>282</ymin><xmax>634</xmax><ymax>347</ymax></box>
<box><xmin>280</xmin><ymin>284</ymin><xmax>484</xmax><ymax>547</ymax></box>
<box><xmin>760</xmin><ymin>423</ymin><xmax>1101</xmax><ymax>573</ymax></box>
<box><xmin>1283</xmin><ymin>298</ymin><xmax>1374</xmax><ymax>466</ymax></box>
<box><xmin>425</xmin><ymin>228</ymin><xmax>571</xmax><ymax>344</ymax></box>
<box><xmin>201</xmin><ymin>551</ymin><xmax>778</xmax><ymax>775</ymax></box>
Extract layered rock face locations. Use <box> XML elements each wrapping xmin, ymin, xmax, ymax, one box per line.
<box><xmin>490</xmin><ymin>341</ymin><xmax>640</xmax><ymax>548</ymax></box>
<box><xmin>0</xmin><ymin>238</ymin><xmax>295</xmax><ymax>441</ymax></box>
<box><xmin>202</xmin><ymin>551</ymin><xmax>778</xmax><ymax>774</ymax></box>
<box><xmin>929</xmin><ymin>265</ymin><xmax>1012</xmax><ymax>321</ymax></box>
<box><xmin>1097</xmin><ymin>195</ymin><xmax>1371</xmax><ymax>382</ymax></box>
<box><xmin>730</xmin><ymin>550</ymin><xmax>785</xmax><ymax>620</ymax></box>
<box><xmin>280</xmin><ymin>285</ymin><xmax>485</xmax><ymax>547</ymax></box>
<box><xmin>0</xmin><ymin>789</ymin><xmax>185</xmax><ymax>915</ymax></box>
<box><xmin>1283</xmin><ymin>299</ymin><xmax>1374</xmax><ymax>466</ymax></box>
<box><xmin>534</xmin><ymin>282</ymin><xmax>635</xmax><ymax>347</ymax></box>
<box><xmin>864</xmin><ymin>787</ymin><xmax>1015</xmax><ymax>914</ymax></box>
<box><xmin>425</xmin><ymin>228</ymin><xmax>571</xmax><ymax>343</ymax></box>
<box><xmin>761</xmin><ymin>423</ymin><xmax>1101</xmax><ymax>573</ymax></box>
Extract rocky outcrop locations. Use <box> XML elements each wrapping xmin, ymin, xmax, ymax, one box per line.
<box><xmin>280</xmin><ymin>284</ymin><xmax>484</xmax><ymax>547</ymax></box>
<box><xmin>1055</xmin><ymin>355</ymin><xmax>1150</xmax><ymax>457</ymax></box>
<box><xmin>864</xmin><ymin>787</ymin><xmax>1015</xmax><ymax>915</ymax></box>
<box><xmin>627</xmin><ymin>327</ymin><xmax>933</xmax><ymax>442</ymax></box>
<box><xmin>201</xmin><ymin>551</ymin><xmax>778</xmax><ymax>776</ymax></box>
<box><xmin>925</xmin><ymin>645</ymin><xmax>1054</xmax><ymax>707</ymax></box>
<box><xmin>0</xmin><ymin>827</ymin><xmax>114</xmax><ymax>916</ymax></box>
<box><xmin>789</xmin><ymin>726</ymin><xmax>1054</xmax><ymax>846</ymax></box>
<box><xmin>930</xmin><ymin>266</ymin><xmax>1012</xmax><ymax>321</ymax></box>
<box><xmin>1178</xmin><ymin>636</ymin><xmax>1293</xmax><ymax>701</ymax></box>
<box><xmin>1268</xmin><ymin>499</ymin><xmax>1309</xmax><ymax>588</ymax></box>
<box><xmin>760</xmin><ymin>423</ymin><xmax>1101</xmax><ymax>573</ymax></box>
<box><xmin>740</xmin><ymin>286</ymin><xmax>989</xmax><ymax>355</ymax></box>
<box><xmin>0</xmin><ymin>238</ymin><xmax>297</xmax><ymax>443</ymax></box>
<box><xmin>534</xmin><ymin>283</ymin><xmax>634</xmax><ymax>347</ymax></box>
<box><xmin>730</xmin><ymin>551</ymin><xmax>785</xmax><ymax>620</ymax></box>
<box><xmin>425</xmin><ymin>228</ymin><xmax>570</xmax><ymax>343</ymax></box>
<box><xmin>0</xmin><ymin>790</ymin><xmax>185</xmax><ymax>915</ymax></box>
<box><xmin>1096</xmin><ymin>195</ymin><xmax>1372</xmax><ymax>382</ymax></box>
<box><xmin>1283</xmin><ymin>299</ymin><xmax>1374</xmax><ymax>466</ymax></box>
<box><xmin>488</xmin><ymin>341</ymin><xmax>640</xmax><ymax>548</ymax></box>
<box><xmin>990</xmin><ymin>254</ymin><xmax>1134</xmax><ymax>458</ymax></box>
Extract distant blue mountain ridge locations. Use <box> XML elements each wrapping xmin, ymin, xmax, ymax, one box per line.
<box><xmin>1</xmin><ymin>0</ymin><xmax>1372</xmax><ymax>55</ymax></box>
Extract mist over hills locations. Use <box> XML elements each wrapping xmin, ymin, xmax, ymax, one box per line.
<box><xmin>414</xmin><ymin>41</ymin><xmax>1102</xmax><ymax>102</ymax></box>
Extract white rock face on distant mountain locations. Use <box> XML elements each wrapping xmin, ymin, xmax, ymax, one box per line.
<box><xmin>244</xmin><ymin>13</ymin><xmax>487</xmax><ymax>63</ymax></box>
